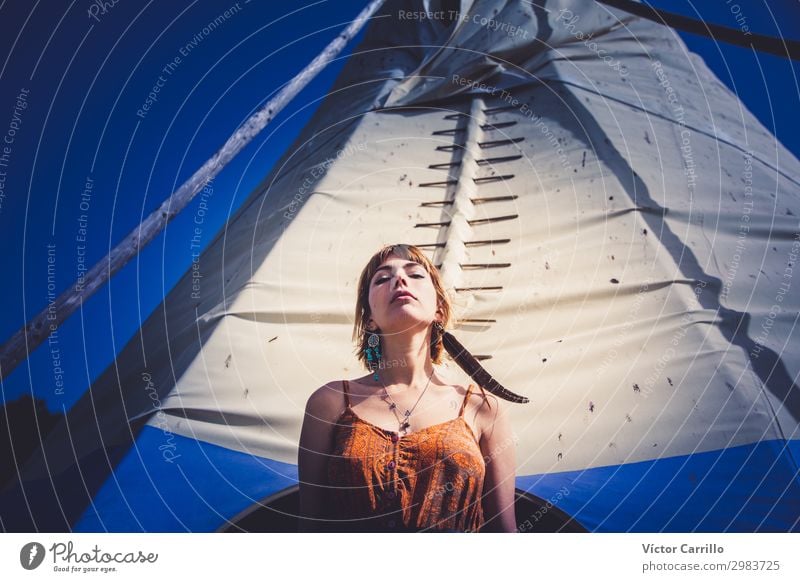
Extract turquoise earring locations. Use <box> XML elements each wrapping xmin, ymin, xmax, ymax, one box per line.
<box><xmin>365</xmin><ymin>330</ymin><xmax>382</xmax><ymax>381</ymax></box>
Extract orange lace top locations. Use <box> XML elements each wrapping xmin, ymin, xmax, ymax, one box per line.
<box><xmin>326</xmin><ymin>380</ymin><xmax>485</xmax><ymax>532</ymax></box>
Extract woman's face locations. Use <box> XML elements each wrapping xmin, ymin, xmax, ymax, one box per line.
<box><xmin>366</xmin><ymin>255</ymin><xmax>440</xmax><ymax>336</ymax></box>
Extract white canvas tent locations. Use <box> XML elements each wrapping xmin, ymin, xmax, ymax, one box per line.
<box><xmin>3</xmin><ymin>0</ymin><xmax>799</xmax><ymax>532</ymax></box>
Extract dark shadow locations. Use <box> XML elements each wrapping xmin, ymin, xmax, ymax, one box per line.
<box><xmin>219</xmin><ymin>486</ymin><xmax>587</xmax><ymax>533</ymax></box>
<box><xmin>0</xmin><ymin>416</ymin><xmax>149</xmax><ymax>531</ymax></box>
<box><xmin>0</xmin><ymin>396</ymin><xmax>63</xmax><ymax>490</ymax></box>
<box><xmin>531</xmin><ymin>0</ymin><xmax>554</xmax><ymax>50</ymax></box>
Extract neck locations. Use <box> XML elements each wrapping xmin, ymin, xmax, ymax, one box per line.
<box><xmin>375</xmin><ymin>325</ymin><xmax>436</xmax><ymax>390</ymax></box>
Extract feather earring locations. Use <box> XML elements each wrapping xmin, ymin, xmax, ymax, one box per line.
<box><xmin>434</xmin><ymin>321</ymin><xmax>529</xmax><ymax>404</ymax></box>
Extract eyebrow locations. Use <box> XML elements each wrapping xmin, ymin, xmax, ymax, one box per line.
<box><xmin>373</xmin><ymin>262</ymin><xmax>423</xmax><ymax>275</ymax></box>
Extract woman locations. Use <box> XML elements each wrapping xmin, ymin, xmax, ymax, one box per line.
<box><xmin>297</xmin><ymin>244</ymin><xmax>529</xmax><ymax>532</ymax></box>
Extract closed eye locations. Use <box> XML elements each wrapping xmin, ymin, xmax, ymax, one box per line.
<box><xmin>373</xmin><ymin>273</ymin><xmax>425</xmax><ymax>284</ymax></box>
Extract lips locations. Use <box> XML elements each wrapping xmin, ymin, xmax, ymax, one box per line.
<box><xmin>391</xmin><ymin>291</ymin><xmax>416</xmax><ymax>303</ymax></box>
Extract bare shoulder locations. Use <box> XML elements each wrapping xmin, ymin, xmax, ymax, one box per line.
<box><xmin>304</xmin><ymin>380</ymin><xmax>347</xmax><ymax>423</ymax></box>
<box><xmin>480</xmin><ymin>390</ymin><xmax>517</xmax><ymax>438</ymax></box>
<box><xmin>464</xmin><ymin>384</ymin><xmax>499</xmax><ymax>411</ymax></box>
<box><xmin>477</xmin><ymin>389</ymin><xmax>502</xmax><ymax>418</ymax></box>
<box><xmin>461</xmin><ymin>384</ymin><xmax>502</xmax><ymax>437</ymax></box>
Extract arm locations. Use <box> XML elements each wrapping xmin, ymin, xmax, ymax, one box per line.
<box><xmin>479</xmin><ymin>395</ymin><xmax>519</xmax><ymax>532</ymax></box>
<box><xmin>297</xmin><ymin>384</ymin><xmax>336</xmax><ymax>532</ymax></box>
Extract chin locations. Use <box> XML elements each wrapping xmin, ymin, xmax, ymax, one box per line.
<box><xmin>380</xmin><ymin>313</ymin><xmax>429</xmax><ymax>333</ymax></box>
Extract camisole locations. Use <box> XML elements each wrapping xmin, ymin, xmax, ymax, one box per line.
<box><xmin>325</xmin><ymin>380</ymin><xmax>485</xmax><ymax>532</ymax></box>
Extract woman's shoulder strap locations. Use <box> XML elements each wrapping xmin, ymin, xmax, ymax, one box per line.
<box><xmin>341</xmin><ymin>379</ymin><xmax>351</xmax><ymax>408</ymax></box>
<box><xmin>458</xmin><ymin>384</ymin><xmax>474</xmax><ymax>417</ymax></box>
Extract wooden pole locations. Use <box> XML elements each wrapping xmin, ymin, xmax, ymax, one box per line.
<box><xmin>0</xmin><ymin>0</ymin><xmax>388</xmax><ymax>380</ymax></box>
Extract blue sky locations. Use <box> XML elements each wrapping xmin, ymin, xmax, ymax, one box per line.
<box><xmin>0</xmin><ymin>0</ymin><xmax>798</xmax><ymax>412</ymax></box>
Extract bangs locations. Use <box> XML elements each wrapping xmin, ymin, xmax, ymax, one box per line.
<box><xmin>352</xmin><ymin>244</ymin><xmax>450</xmax><ymax>366</ymax></box>
<box><xmin>363</xmin><ymin>244</ymin><xmax>435</xmax><ymax>282</ymax></box>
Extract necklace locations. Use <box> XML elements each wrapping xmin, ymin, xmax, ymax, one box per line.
<box><xmin>376</xmin><ymin>369</ymin><xmax>434</xmax><ymax>435</ymax></box>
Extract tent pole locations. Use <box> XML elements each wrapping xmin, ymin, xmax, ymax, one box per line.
<box><xmin>596</xmin><ymin>0</ymin><xmax>800</xmax><ymax>60</ymax></box>
<box><xmin>0</xmin><ymin>0</ymin><xmax>388</xmax><ymax>381</ymax></box>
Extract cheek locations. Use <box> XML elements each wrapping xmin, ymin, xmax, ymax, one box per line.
<box><xmin>367</xmin><ymin>285</ymin><xmax>382</xmax><ymax>311</ymax></box>
<box><xmin>419</xmin><ymin>285</ymin><xmax>439</xmax><ymax>307</ymax></box>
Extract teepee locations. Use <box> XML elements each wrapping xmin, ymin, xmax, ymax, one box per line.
<box><xmin>3</xmin><ymin>0</ymin><xmax>799</xmax><ymax>532</ymax></box>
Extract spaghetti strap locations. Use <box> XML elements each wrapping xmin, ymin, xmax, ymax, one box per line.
<box><xmin>341</xmin><ymin>379</ymin><xmax>351</xmax><ymax>409</ymax></box>
<box><xmin>458</xmin><ymin>384</ymin><xmax>473</xmax><ymax>418</ymax></box>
